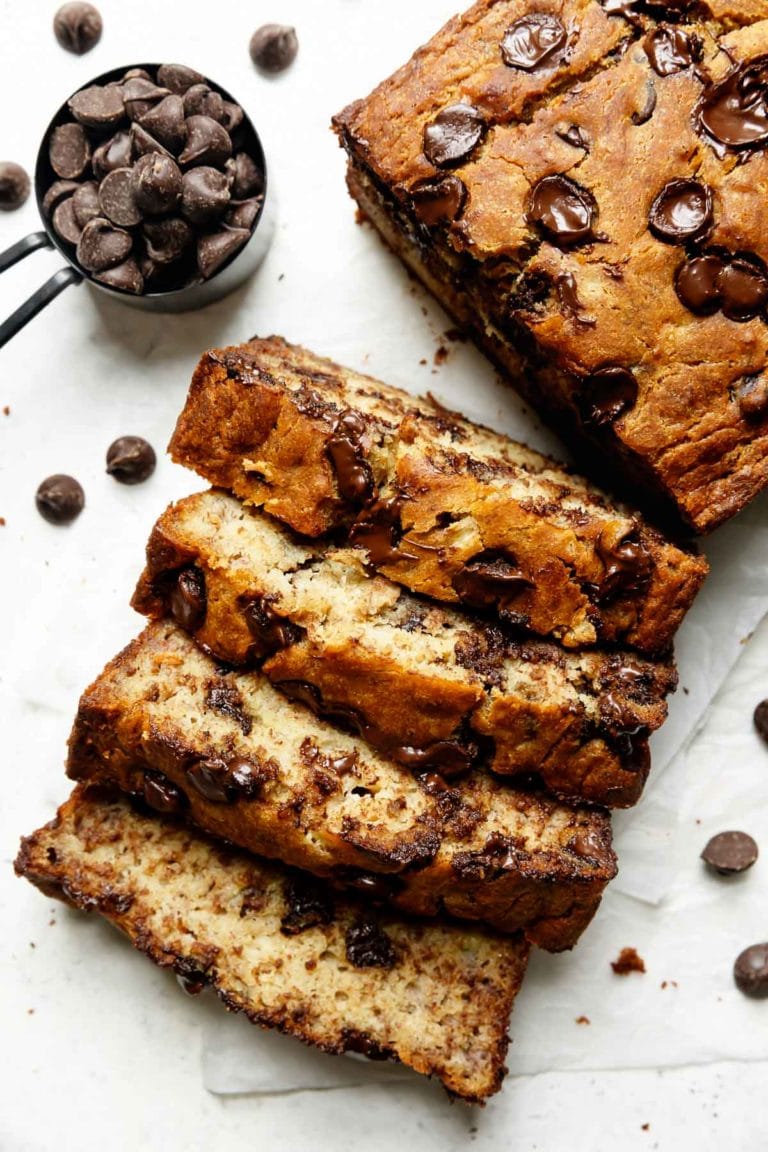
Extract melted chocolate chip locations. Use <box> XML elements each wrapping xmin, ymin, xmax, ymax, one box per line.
<box><xmin>280</xmin><ymin>873</ymin><xmax>335</xmax><ymax>935</ymax></box>
<box><xmin>719</xmin><ymin>259</ymin><xmax>768</xmax><ymax>322</ymax></box>
<box><xmin>596</xmin><ymin>529</ymin><xmax>652</xmax><ymax>600</ymax></box>
<box><xmin>701</xmin><ymin>831</ymin><xmax>759</xmax><ymax>876</ymax></box>
<box><xmin>143</xmin><ymin>772</ymin><xmax>185</xmax><ymax>815</ymax></box>
<box><xmin>734</xmin><ymin>944</ymin><xmax>768</xmax><ymax>998</ymax></box>
<box><xmin>557</xmin><ymin>272</ymin><xmax>596</xmax><ymax>325</ymax></box>
<box><xmin>631</xmin><ymin>78</ymin><xmax>657</xmax><ymax>126</ymax></box>
<box><xmin>393</xmin><ymin>740</ymin><xmax>476</xmax><ymax>779</ymax></box>
<box><xmin>410</xmin><ymin>175</ymin><xmax>467</xmax><ymax>226</ymax></box>
<box><xmin>528</xmin><ymin>175</ymin><xmax>597</xmax><ymax>246</ymax></box>
<box><xmin>186</xmin><ymin>756</ymin><xmax>266</xmax><ymax>804</ymax></box>
<box><xmin>649</xmin><ymin>180</ymin><xmax>713</xmax><ymax>244</ymax></box>
<box><xmin>423</xmin><ymin>104</ymin><xmax>486</xmax><ymax>168</ymax></box>
<box><xmin>675</xmin><ymin>253</ymin><xmax>724</xmax><ymax>315</ymax></box>
<box><xmin>345</xmin><ymin>916</ymin><xmax>397</xmax><ymax>969</ymax></box>
<box><xmin>735</xmin><ymin>374</ymin><xmax>768</xmax><ymax>420</ymax></box>
<box><xmin>500</xmin><ymin>14</ymin><xmax>567</xmax><ymax>72</ymax></box>
<box><xmin>106</xmin><ymin>435</ymin><xmax>156</xmax><ymax>484</ymax></box>
<box><xmin>568</xmin><ymin>826</ymin><xmax>608</xmax><ymax>860</ymax></box>
<box><xmin>452</xmin><ymin>550</ymin><xmax>532</xmax><ymax>609</ymax></box>
<box><xmin>169</xmin><ymin>567</ymin><xmax>207</xmax><ymax>632</ymax></box>
<box><xmin>243</xmin><ymin>597</ymin><xmax>303</xmax><ymax>659</ymax></box>
<box><xmin>349</xmin><ymin>496</ymin><xmax>418</xmax><ymax>566</ymax></box>
<box><xmin>206</xmin><ymin>678</ymin><xmax>252</xmax><ymax>735</ymax></box>
<box><xmin>581</xmin><ymin>366</ymin><xmax>638</xmax><ymax>426</ymax></box>
<box><xmin>556</xmin><ymin>125</ymin><xmax>590</xmax><ymax>150</ymax></box>
<box><xmin>35</xmin><ymin>474</ymin><xmax>85</xmax><ymax>525</ymax></box>
<box><xmin>698</xmin><ymin>57</ymin><xmax>768</xmax><ymax>153</ymax></box>
<box><xmin>645</xmin><ymin>26</ymin><xmax>700</xmax><ymax>77</ymax></box>
<box><xmin>326</xmin><ymin>409</ymin><xmax>375</xmax><ymax>505</ymax></box>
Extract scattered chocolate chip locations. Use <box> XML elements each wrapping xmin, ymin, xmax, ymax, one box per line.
<box><xmin>143</xmin><ymin>217</ymin><xmax>192</xmax><ymax>264</ymax></box>
<box><xmin>181</xmin><ymin>166</ymin><xmax>230</xmax><ymax>224</ymax></box>
<box><xmin>121</xmin><ymin>78</ymin><xmax>170</xmax><ymax>122</ymax></box>
<box><xmin>53</xmin><ymin>2</ymin><xmax>102</xmax><ymax>54</ymax></box>
<box><xmin>698</xmin><ymin>58</ymin><xmax>768</xmax><ymax>153</ymax></box>
<box><xmin>556</xmin><ymin>124</ymin><xmax>590</xmax><ymax>150</ymax></box>
<box><xmin>132</xmin><ymin>153</ymin><xmax>182</xmax><ymax>216</ymax></box>
<box><xmin>42</xmin><ymin>179</ymin><xmax>80</xmax><ymax>217</ymax></box>
<box><xmin>649</xmin><ymin>179</ymin><xmax>713</xmax><ymax>244</ymax></box>
<box><xmin>49</xmin><ymin>123</ymin><xmax>91</xmax><ymax>180</ymax></box>
<box><xmin>645</xmin><ymin>26</ymin><xmax>700</xmax><ymax>77</ymax></box>
<box><xmin>631</xmin><ymin>78</ymin><xmax>657</xmax><ymax>126</ymax></box>
<box><xmin>501</xmin><ymin>14</ymin><xmax>567</xmax><ymax>72</ymax></box>
<box><xmin>106</xmin><ymin>435</ymin><xmax>156</xmax><ymax>484</ymax></box>
<box><xmin>183</xmin><ymin>84</ymin><xmax>225</xmax><ymax>122</ymax></box>
<box><xmin>327</xmin><ymin>409</ymin><xmax>375</xmax><ymax>505</ymax></box>
<box><xmin>611</xmin><ymin>947</ymin><xmax>646</xmax><ymax>975</ymax></box>
<box><xmin>702</xmin><ymin>831</ymin><xmax>758</xmax><ymax>876</ymax></box>
<box><xmin>76</xmin><ymin>217</ymin><xmax>132</xmax><ymax>272</ymax></box>
<box><xmin>345</xmin><ymin>916</ymin><xmax>396</xmax><ymax>968</ymax></box>
<box><xmin>68</xmin><ymin>85</ymin><xmax>125</xmax><ymax>129</ymax></box>
<box><xmin>734</xmin><ymin>944</ymin><xmax>768</xmax><ymax>998</ymax></box>
<box><xmin>735</xmin><ymin>375</ymin><xmax>768</xmax><ymax>420</ymax></box>
<box><xmin>280</xmin><ymin>873</ymin><xmax>334</xmax><ymax>935</ymax></box>
<box><xmin>0</xmin><ymin>162</ymin><xmax>30</xmax><ymax>211</ymax></box>
<box><xmin>675</xmin><ymin>253</ymin><xmax>724</xmax><ymax>315</ymax></box>
<box><xmin>754</xmin><ymin>699</ymin><xmax>768</xmax><ymax>743</ymax></box>
<box><xmin>52</xmin><ymin>197</ymin><xmax>83</xmax><ymax>245</ymax></box>
<box><xmin>143</xmin><ymin>772</ymin><xmax>185</xmax><ymax>815</ymax></box>
<box><xmin>35</xmin><ymin>474</ymin><xmax>85</xmax><ymax>525</ymax></box>
<box><xmin>452</xmin><ymin>550</ymin><xmax>532</xmax><ymax>608</ymax></box>
<box><xmin>424</xmin><ymin>103</ymin><xmax>486</xmax><ymax>168</ymax></box>
<box><xmin>197</xmin><ymin>227</ymin><xmax>249</xmax><ymax>279</ymax></box>
<box><xmin>169</xmin><ymin>567</ymin><xmax>207</xmax><ymax>631</ymax></box>
<box><xmin>249</xmin><ymin>24</ymin><xmax>299</xmax><ymax>74</ymax></box>
<box><xmin>179</xmin><ymin>115</ymin><xmax>232</xmax><ymax>168</ymax></box>
<box><xmin>138</xmin><ymin>95</ymin><xmax>186</xmax><ymax>154</ymax></box>
<box><xmin>98</xmin><ymin>168</ymin><xmax>142</xmax><ymax>227</ymax></box>
<box><xmin>71</xmin><ymin>181</ymin><xmax>101</xmax><ymax>228</ymax></box>
<box><xmin>528</xmin><ymin>174</ymin><xmax>597</xmax><ymax>246</ymax></box>
<box><xmin>225</xmin><ymin>197</ymin><xmax>262</xmax><ymax>231</ymax></box>
<box><xmin>226</xmin><ymin>152</ymin><xmax>264</xmax><ymax>200</ymax></box>
<box><xmin>582</xmin><ymin>366</ymin><xmax>638</xmax><ymax>426</ymax></box>
<box><xmin>157</xmin><ymin>64</ymin><xmax>206</xmax><ymax>95</ymax></box>
<box><xmin>410</xmin><ymin>174</ymin><xmax>467</xmax><ymax>226</ymax></box>
<box><xmin>93</xmin><ymin>259</ymin><xmax>144</xmax><ymax>294</ymax></box>
<box><xmin>719</xmin><ymin>258</ymin><xmax>768</xmax><ymax>322</ymax></box>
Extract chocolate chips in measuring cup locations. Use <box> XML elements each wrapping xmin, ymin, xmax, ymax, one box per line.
<box><xmin>42</xmin><ymin>65</ymin><xmax>265</xmax><ymax>294</ymax></box>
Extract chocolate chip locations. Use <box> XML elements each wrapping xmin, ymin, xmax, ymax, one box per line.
<box><xmin>702</xmin><ymin>831</ymin><xmax>758</xmax><ymax>876</ymax></box>
<box><xmin>452</xmin><ymin>550</ymin><xmax>532</xmax><ymax>608</ymax></box>
<box><xmin>735</xmin><ymin>375</ymin><xmax>768</xmax><ymax>421</ymax></box>
<box><xmin>123</xmin><ymin>68</ymin><xmax>152</xmax><ymax>83</ymax></box>
<box><xmin>345</xmin><ymin>916</ymin><xmax>396</xmax><ymax>968</ymax></box>
<box><xmin>71</xmin><ymin>181</ymin><xmax>101</xmax><ymax>228</ymax></box>
<box><xmin>423</xmin><ymin>103</ymin><xmax>486</xmax><ymax>168</ymax></box>
<box><xmin>734</xmin><ymin>944</ymin><xmax>768</xmax><ymax>998</ymax></box>
<box><xmin>68</xmin><ymin>85</ymin><xmax>125</xmax><ymax>129</ymax></box>
<box><xmin>52</xmin><ymin>197</ymin><xmax>83</xmax><ymax>245</ymax></box>
<box><xmin>76</xmin><ymin>217</ymin><xmax>132</xmax><ymax>272</ymax></box>
<box><xmin>699</xmin><ymin>59</ymin><xmax>768</xmax><ymax>153</ymax></box>
<box><xmin>98</xmin><ymin>168</ymin><xmax>142</xmax><ymax>227</ymax></box>
<box><xmin>582</xmin><ymin>366</ymin><xmax>638</xmax><ymax>426</ymax></box>
<box><xmin>130</xmin><ymin>122</ymin><xmax>172</xmax><ymax>160</ymax></box>
<box><xmin>106</xmin><ymin>435</ymin><xmax>156</xmax><ymax>483</ymax></box>
<box><xmin>645</xmin><ymin>26</ymin><xmax>700</xmax><ymax>77</ymax></box>
<box><xmin>121</xmin><ymin>78</ymin><xmax>170</xmax><ymax>122</ymax></box>
<box><xmin>280</xmin><ymin>874</ymin><xmax>334</xmax><ymax>936</ymax></box>
<box><xmin>49</xmin><ymin>123</ymin><xmax>91</xmax><ymax>179</ymax></box>
<box><xmin>528</xmin><ymin>175</ymin><xmax>597</xmax><ymax>246</ymax></box>
<box><xmin>222</xmin><ymin>103</ymin><xmax>244</xmax><ymax>134</ymax></box>
<box><xmin>179</xmin><ymin>116</ymin><xmax>232</xmax><ymax>168</ymax></box>
<box><xmin>183</xmin><ymin>84</ymin><xmax>225</xmax><ymax>122</ymax></box>
<box><xmin>186</xmin><ymin>756</ymin><xmax>266</xmax><ymax>804</ymax></box>
<box><xmin>197</xmin><ymin>227</ymin><xmax>248</xmax><ymax>279</ymax></box>
<box><xmin>719</xmin><ymin>258</ymin><xmax>768</xmax><ymax>322</ymax></box>
<box><xmin>0</xmin><ymin>162</ymin><xmax>30</xmax><ymax>211</ymax></box>
<box><xmin>326</xmin><ymin>409</ymin><xmax>375</xmax><ymax>504</ymax></box>
<box><xmin>410</xmin><ymin>175</ymin><xmax>467</xmax><ymax>226</ymax></box>
<box><xmin>226</xmin><ymin>152</ymin><xmax>264</xmax><ymax>200</ymax></box>
<box><xmin>181</xmin><ymin>166</ymin><xmax>230</xmax><ymax>224</ymax></box>
<box><xmin>753</xmin><ymin>699</ymin><xmax>768</xmax><ymax>744</ymax></box>
<box><xmin>139</xmin><ymin>95</ymin><xmax>186</xmax><ymax>154</ymax></box>
<box><xmin>557</xmin><ymin>272</ymin><xmax>596</xmax><ymax>325</ymax></box>
<box><xmin>596</xmin><ymin>529</ymin><xmax>651</xmax><ymax>599</ymax></box>
<box><xmin>394</xmin><ymin>740</ymin><xmax>476</xmax><ymax>779</ymax></box>
<box><xmin>225</xmin><ymin>198</ymin><xmax>262</xmax><ymax>231</ymax></box>
<box><xmin>35</xmin><ymin>474</ymin><xmax>84</xmax><ymax>525</ymax></box>
<box><xmin>649</xmin><ymin>180</ymin><xmax>713</xmax><ymax>244</ymax></box>
<box><xmin>157</xmin><ymin>64</ymin><xmax>206</xmax><ymax>95</ymax></box>
<box><xmin>53</xmin><ymin>2</ymin><xmax>102</xmax><ymax>54</ymax></box>
<box><xmin>631</xmin><ymin>78</ymin><xmax>657</xmax><ymax>126</ymax></box>
<box><xmin>249</xmin><ymin>24</ymin><xmax>299</xmax><ymax>74</ymax></box>
<box><xmin>42</xmin><ymin>179</ymin><xmax>80</xmax><ymax>217</ymax></box>
<box><xmin>143</xmin><ymin>217</ymin><xmax>193</xmax><ymax>263</ymax></box>
<box><xmin>501</xmin><ymin>13</ymin><xmax>567</xmax><ymax>71</ymax></box>
<box><xmin>93</xmin><ymin>259</ymin><xmax>144</xmax><ymax>294</ymax></box>
<box><xmin>170</xmin><ymin>567</ymin><xmax>207</xmax><ymax>631</ymax></box>
<box><xmin>243</xmin><ymin>597</ymin><xmax>303</xmax><ymax>658</ymax></box>
<box><xmin>675</xmin><ymin>254</ymin><xmax>725</xmax><ymax>315</ymax></box>
<box><xmin>142</xmin><ymin>772</ymin><xmax>185</xmax><ymax>815</ymax></box>
<box><xmin>556</xmin><ymin>125</ymin><xmax>590</xmax><ymax>150</ymax></box>
<box><xmin>93</xmin><ymin>131</ymin><xmax>133</xmax><ymax>178</ymax></box>
<box><xmin>132</xmin><ymin>153</ymin><xmax>182</xmax><ymax>216</ymax></box>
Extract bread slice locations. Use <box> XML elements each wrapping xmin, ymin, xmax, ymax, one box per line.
<box><xmin>168</xmin><ymin>336</ymin><xmax>707</xmax><ymax>655</ymax></box>
<box><xmin>66</xmin><ymin>621</ymin><xmax>616</xmax><ymax>951</ymax></box>
<box><xmin>16</xmin><ymin>785</ymin><xmax>529</xmax><ymax>1103</ymax></box>
<box><xmin>133</xmin><ymin>489</ymin><xmax>677</xmax><ymax>808</ymax></box>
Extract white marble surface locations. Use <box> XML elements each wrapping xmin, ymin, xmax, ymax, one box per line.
<box><xmin>1</xmin><ymin>1</ymin><xmax>768</xmax><ymax>1148</ymax></box>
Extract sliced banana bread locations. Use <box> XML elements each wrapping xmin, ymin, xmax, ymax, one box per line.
<box><xmin>66</xmin><ymin>621</ymin><xmax>617</xmax><ymax>951</ymax></box>
<box><xmin>168</xmin><ymin>337</ymin><xmax>706</xmax><ymax>655</ymax></box>
<box><xmin>16</xmin><ymin>785</ymin><xmax>529</xmax><ymax>1102</ymax></box>
<box><xmin>133</xmin><ymin>489</ymin><xmax>677</xmax><ymax>808</ymax></box>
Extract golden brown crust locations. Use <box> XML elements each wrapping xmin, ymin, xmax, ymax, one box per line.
<box><xmin>169</xmin><ymin>337</ymin><xmax>706</xmax><ymax>653</ymax></box>
<box><xmin>132</xmin><ymin>489</ymin><xmax>677</xmax><ymax>808</ymax></box>
<box><xmin>16</xmin><ymin>785</ymin><xmax>529</xmax><ymax>1102</ymax></box>
<box><xmin>334</xmin><ymin>2</ymin><xmax>768</xmax><ymax>533</ymax></box>
<box><xmin>65</xmin><ymin>621</ymin><xmax>617</xmax><ymax>951</ymax></box>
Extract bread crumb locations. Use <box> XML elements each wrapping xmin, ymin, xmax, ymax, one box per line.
<box><xmin>444</xmin><ymin>327</ymin><xmax>466</xmax><ymax>343</ymax></box>
<box><xmin>575</xmin><ymin>1015</ymin><xmax>590</xmax><ymax>1025</ymax></box>
<box><xmin>419</xmin><ymin>358</ymin><xmax>427</xmax><ymax>366</ymax></box>
<box><xmin>354</xmin><ymin>208</ymin><xmax>369</xmax><ymax>226</ymax></box>
<box><xmin>0</xmin><ymin>517</ymin><xmax>5</xmax><ymax>527</ymax></box>
<box><xmin>660</xmin><ymin>980</ymin><xmax>678</xmax><ymax>989</ymax></box>
<box><xmin>2</xmin><ymin>405</ymin><xmax>9</xmax><ymax>416</ymax></box>
<box><xmin>611</xmin><ymin>947</ymin><xmax>646</xmax><ymax>975</ymax></box>
<box><xmin>642</xmin><ymin>1123</ymin><xmax>650</xmax><ymax>1132</ymax></box>
<box><xmin>434</xmin><ymin>345</ymin><xmax>448</xmax><ymax>366</ymax></box>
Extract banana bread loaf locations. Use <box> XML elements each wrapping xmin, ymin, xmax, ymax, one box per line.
<box><xmin>16</xmin><ymin>785</ymin><xmax>529</xmax><ymax>1102</ymax></box>
<box><xmin>169</xmin><ymin>336</ymin><xmax>706</xmax><ymax>654</ymax></box>
<box><xmin>66</xmin><ymin>621</ymin><xmax>617</xmax><ymax>951</ymax></box>
<box><xmin>333</xmin><ymin>1</ymin><xmax>768</xmax><ymax>533</ymax></box>
<box><xmin>133</xmin><ymin>488</ymin><xmax>678</xmax><ymax>808</ymax></box>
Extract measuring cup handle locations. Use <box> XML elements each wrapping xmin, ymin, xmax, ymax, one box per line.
<box><xmin>0</xmin><ymin>265</ymin><xmax>83</xmax><ymax>350</ymax></box>
<box><xmin>0</xmin><ymin>231</ymin><xmax>52</xmax><ymax>273</ymax></box>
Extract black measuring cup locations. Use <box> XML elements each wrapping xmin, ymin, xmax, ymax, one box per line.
<box><xmin>0</xmin><ymin>63</ymin><xmax>274</xmax><ymax>348</ymax></box>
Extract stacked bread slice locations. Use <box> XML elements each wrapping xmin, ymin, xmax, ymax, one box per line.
<box><xmin>16</xmin><ymin>337</ymin><xmax>707</xmax><ymax>1102</ymax></box>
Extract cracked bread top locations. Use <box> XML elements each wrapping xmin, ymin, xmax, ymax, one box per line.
<box><xmin>334</xmin><ymin>2</ymin><xmax>768</xmax><ymax>531</ymax></box>
<box><xmin>16</xmin><ymin>786</ymin><xmax>529</xmax><ymax>1102</ymax></box>
<box><xmin>66</xmin><ymin>621</ymin><xmax>616</xmax><ymax>951</ymax></box>
<box><xmin>170</xmin><ymin>336</ymin><xmax>706</xmax><ymax>654</ymax></box>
